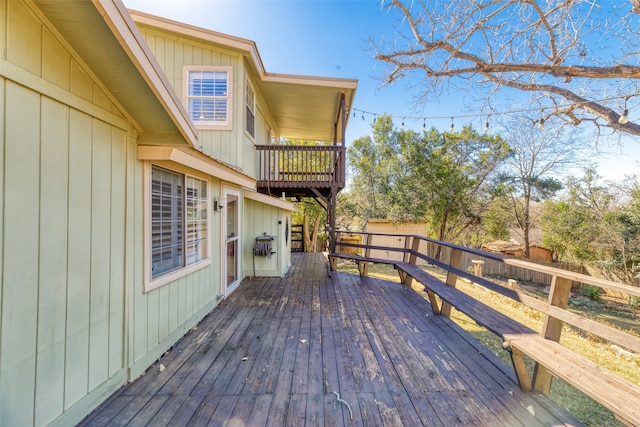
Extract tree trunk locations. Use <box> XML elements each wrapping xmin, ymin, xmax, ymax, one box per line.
<box><xmin>303</xmin><ymin>215</ymin><xmax>312</xmax><ymax>252</ymax></box>
<box><xmin>523</xmin><ymin>195</ymin><xmax>531</xmax><ymax>258</ymax></box>
<box><xmin>311</xmin><ymin>215</ymin><xmax>321</xmax><ymax>252</ymax></box>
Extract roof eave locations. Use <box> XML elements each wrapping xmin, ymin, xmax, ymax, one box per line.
<box><xmin>93</xmin><ymin>0</ymin><xmax>198</xmax><ymax>145</ymax></box>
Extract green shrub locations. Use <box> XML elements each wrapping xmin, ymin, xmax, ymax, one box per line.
<box><xmin>581</xmin><ymin>284</ymin><xmax>602</xmax><ymax>302</ymax></box>
<box><xmin>629</xmin><ymin>296</ymin><xmax>640</xmax><ymax>309</ymax></box>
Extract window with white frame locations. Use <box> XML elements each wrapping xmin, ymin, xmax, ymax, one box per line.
<box><xmin>185</xmin><ymin>66</ymin><xmax>232</xmax><ymax>128</ymax></box>
<box><xmin>151</xmin><ymin>165</ymin><xmax>209</xmax><ymax>280</ymax></box>
<box><xmin>245</xmin><ymin>79</ymin><xmax>256</xmax><ymax>138</ymax></box>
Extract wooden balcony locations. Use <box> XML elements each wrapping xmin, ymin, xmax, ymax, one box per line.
<box><xmin>79</xmin><ymin>253</ymin><xmax>581</xmax><ymax>426</ymax></box>
<box><xmin>255</xmin><ymin>144</ymin><xmax>345</xmax><ymax>199</ymax></box>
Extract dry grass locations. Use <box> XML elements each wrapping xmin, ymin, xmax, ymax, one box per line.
<box><xmin>336</xmin><ymin>261</ymin><xmax>640</xmax><ymax>427</ymax></box>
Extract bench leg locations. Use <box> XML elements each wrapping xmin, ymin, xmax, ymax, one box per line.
<box><xmin>509</xmin><ymin>347</ymin><xmax>532</xmax><ymax>392</ymax></box>
<box><xmin>397</xmin><ymin>268</ymin><xmax>408</xmax><ymax>285</ymax></box>
<box><xmin>532</xmin><ymin>364</ymin><xmax>553</xmax><ymax>395</ymax></box>
<box><xmin>329</xmin><ymin>257</ymin><xmax>338</xmax><ymax>271</ymax></box>
<box><xmin>357</xmin><ymin>261</ymin><xmax>369</xmax><ymax>277</ymax></box>
<box><xmin>425</xmin><ymin>289</ymin><xmax>441</xmax><ymax>315</ymax></box>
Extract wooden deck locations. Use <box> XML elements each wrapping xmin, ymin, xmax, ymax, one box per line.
<box><xmin>79</xmin><ymin>253</ymin><xmax>581</xmax><ymax>426</ymax></box>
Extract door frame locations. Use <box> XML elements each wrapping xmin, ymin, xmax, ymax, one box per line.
<box><xmin>221</xmin><ymin>186</ymin><xmax>241</xmax><ymax>296</ymax></box>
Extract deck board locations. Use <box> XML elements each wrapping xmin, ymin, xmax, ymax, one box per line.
<box><xmin>79</xmin><ymin>253</ymin><xmax>582</xmax><ymax>427</ymax></box>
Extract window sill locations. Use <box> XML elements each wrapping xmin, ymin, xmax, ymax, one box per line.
<box><xmin>195</xmin><ymin>123</ymin><xmax>232</xmax><ymax>131</ymax></box>
<box><xmin>144</xmin><ymin>258</ymin><xmax>212</xmax><ymax>293</ymax></box>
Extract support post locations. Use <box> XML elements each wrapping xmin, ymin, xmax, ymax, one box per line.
<box><xmin>362</xmin><ymin>233</ymin><xmax>372</xmax><ymax>276</ymax></box>
<box><xmin>441</xmin><ymin>248</ymin><xmax>463</xmax><ymax>317</ymax></box>
<box><xmin>327</xmin><ymin>188</ymin><xmax>337</xmax><ymax>254</ymax></box>
<box><xmin>532</xmin><ymin>274</ymin><xmax>573</xmax><ymax>395</ymax></box>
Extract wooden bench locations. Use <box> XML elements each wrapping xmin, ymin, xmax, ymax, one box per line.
<box><xmin>332</xmin><ymin>253</ymin><xmax>640</xmax><ymax>426</ymax></box>
<box><xmin>394</xmin><ymin>262</ymin><xmax>640</xmax><ymax>427</ymax></box>
<box><xmin>328</xmin><ymin>252</ymin><xmax>398</xmax><ymax>276</ymax></box>
<box><xmin>506</xmin><ymin>335</ymin><xmax>640</xmax><ymax>426</ymax></box>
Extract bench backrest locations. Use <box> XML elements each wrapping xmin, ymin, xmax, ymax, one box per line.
<box><xmin>335</xmin><ymin>230</ymin><xmax>640</xmax><ymax>356</ymax></box>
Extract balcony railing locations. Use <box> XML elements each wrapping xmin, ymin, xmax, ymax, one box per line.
<box><xmin>255</xmin><ymin>144</ymin><xmax>345</xmax><ymax>193</ymax></box>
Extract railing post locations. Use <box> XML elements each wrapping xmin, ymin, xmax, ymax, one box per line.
<box><xmin>399</xmin><ymin>236</ymin><xmax>422</xmax><ymax>286</ymax></box>
<box><xmin>361</xmin><ymin>234</ymin><xmax>371</xmax><ymax>276</ymax></box>
<box><xmin>441</xmin><ymin>248</ymin><xmax>463</xmax><ymax>317</ymax></box>
<box><xmin>532</xmin><ymin>274</ymin><xmax>573</xmax><ymax>395</ymax></box>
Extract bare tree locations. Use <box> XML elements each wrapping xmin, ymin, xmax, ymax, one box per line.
<box><xmin>498</xmin><ymin>116</ymin><xmax>588</xmax><ymax>257</ymax></box>
<box><xmin>375</xmin><ymin>0</ymin><xmax>640</xmax><ymax>138</ymax></box>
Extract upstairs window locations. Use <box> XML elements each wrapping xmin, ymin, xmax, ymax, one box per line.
<box><xmin>184</xmin><ymin>66</ymin><xmax>232</xmax><ymax>129</ymax></box>
<box><xmin>245</xmin><ymin>79</ymin><xmax>256</xmax><ymax>139</ymax></box>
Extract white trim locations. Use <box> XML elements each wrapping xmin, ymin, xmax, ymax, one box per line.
<box><xmin>244</xmin><ymin>77</ymin><xmax>256</xmax><ymax>141</ymax></box>
<box><xmin>222</xmin><ymin>186</ymin><xmax>242</xmax><ymax>296</ymax></box>
<box><xmin>128</xmin><ymin>11</ymin><xmax>358</xmax><ymax>90</ymax></box>
<box><xmin>244</xmin><ymin>191</ymin><xmax>299</xmax><ymax>212</ymax></box>
<box><xmin>143</xmin><ymin>162</ymin><xmax>212</xmax><ymax>293</ymax></box>
<box><xmin>183</xmin><ymin>65</ymin><xmax>233</xmax><ymax>130</ymax></box>
<box><xmin>94</xmin><ymin>0</ymin><xmax>199</xmax><ymax>145</ymax></box>
<box><xmin>137</xmin><ymin>145</ymin><xmax>256</xmax><ymax>189</ymax></box>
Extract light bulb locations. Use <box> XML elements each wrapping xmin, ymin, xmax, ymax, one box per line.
<box><xmin>619</xmin><ymin>109</ymin><xmax>629</xmax><ymax>124</ymax></box>
<box><xmin>484</xmin><ymin>121</ymin><xmax>490</xmax><ymax>133</ymax></box>
<box><xmin>538</xmin><ymin>118</ymin><xmax>545</xmax><ymax>130</ymax></box>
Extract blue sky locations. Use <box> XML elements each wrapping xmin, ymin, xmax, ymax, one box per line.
<box><xmin>124</xmin><ymin>0</ymin><xmax>638</xmax><ymax>182</ymax></box>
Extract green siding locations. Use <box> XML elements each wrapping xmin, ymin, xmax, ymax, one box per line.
<box><xmin>138</xmin><ymin>28</ymin><xmax>251</xmax><ymax>172</ymax></box>
<box><xmin>35</xmin><ymin>97</ymin><xmax>69</xmax><ymax>426</ymax></box>
<box><xmin>109</xmin><ymin>128</ymin><xmax>127</xmax><ymax>378</ymax></box>
<box><xmin>0</xmin><ymin>2</ymin><xmax>287</xmax><ymax>425</ymax></box>
<box><xmin>65</xmin><ymin>109</ymin><xmax>93</xmax><ymax>410</ymax></box>
<box><xmin>7</xmin><ymin>0</ymin><xmax>41</xmax><ymax>75</ymax></box>
<box><xmin>244</xmin><ymin>198</ymin><xmax>290</xmax><ymax>277</ymax></box>
<box><xmin>1</xmin><ymin>81</ymin><xmax>41</xmax><ymax>427</ymax></box>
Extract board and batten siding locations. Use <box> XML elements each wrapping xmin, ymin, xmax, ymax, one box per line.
<box><xmin>244</xmin><ymin>199</ymin><xmax>292</xmax><ymax>278</ymax></box>
<box><xmin>0</xmin><ymin>2</ymin><xmax>223</xmax><ymax>426</ymax></box>
<box><xmin>1</xmin><ymin>2</ymin><xmax>129</xmax><ymax>425</ymax></box>
<box><xmin>138</xmin><ymin>29</ymin><xmax>245</xmax><ymax>169</ymax></box>
<box><xmin>0</xmin><ymin>81</ymin><xmax>129</xmax><ymax>426</ymax></box>
<box><xmin>128</xmin><ymin>152</ymin><xmax>222</xmax><ymax>380</ymax></box>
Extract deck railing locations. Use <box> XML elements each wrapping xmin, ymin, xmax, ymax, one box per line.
<box><xmin>332</xmin><ymin>230</ymin><xmax>640</xmax><ymax>424</ymax></box>
<box><xmin>255</xmin><ymin>144</ymin><xmax>345</xmax><ymax>189</ymax></box>
<box><xmin>333</xmin><ymin>230</ymin><xmax>640</xmax><ymax>354</ymax></box>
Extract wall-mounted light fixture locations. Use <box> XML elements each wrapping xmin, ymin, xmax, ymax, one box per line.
<box><xmin>214</xmin><ymin>198</ymin><xmax>224</xmax><ymax>213</ymax></box>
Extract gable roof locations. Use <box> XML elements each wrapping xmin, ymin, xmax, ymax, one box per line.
<box><xmin>128</xmin><ymin>10</ymin><xmax>358</xmax><ymax>143</ymax></box>
<box><xmin>33</xmin><ymin>0</ymin><xmax>197</xmax><ymax>146</ymax></box>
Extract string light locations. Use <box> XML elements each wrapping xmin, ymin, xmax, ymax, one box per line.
<box><xmin>619</xmin><ymin>109</ymin><xmax>629</xmax><ymax>124</ymax></box>
<box><xmin>349</xmin><ymin>94</ymin><xmax>634</xmax><ymax>131</ymax></box>
<box><xmin>401</xmin><ymin>118</ymin><xmax>405</xmax><ymax>129</ymax></box>
<box><xmin>422</xmin><ymin>118</ymin><xmax>426</xmax><ymax>131</ymax></box>
<box><xmin>619</xmin><ymin>95</ymin><xmax>631</xmax><ymax>124</ymax></box>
